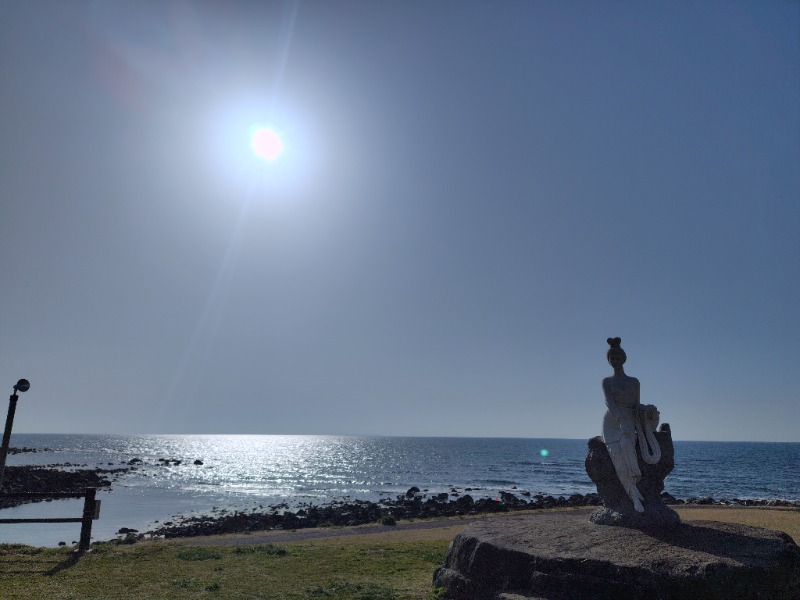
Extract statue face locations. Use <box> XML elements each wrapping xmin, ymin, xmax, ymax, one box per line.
<box><xmin>608</xmin><ymin>350</ymin><xmax>626</xmax><ymax>369</ymax></box>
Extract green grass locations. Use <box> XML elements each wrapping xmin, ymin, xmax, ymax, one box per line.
<box><xmin>3</xmin><ymin>506</ymin><xmax>795</xmax><ymax>599</ymax></box>
<box><xmin>232</xmin><ymin>543</ymin><xmax>288</xmax><ymax>555</ymax></box>
<box><xmin>0</xmin><ymin>537</ymin><xmax>449</xmax><ymax>599</ymax></box>
<box><xmin>175</xmin><ymin>547</ymin><xmax>222</xmax><ymax>561</ymax></box>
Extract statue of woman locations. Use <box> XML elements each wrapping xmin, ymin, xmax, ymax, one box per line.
<box><xmin>602</xmin><ymin>337</ymin><xmax>646</xmax><ymax>512</ymax></box>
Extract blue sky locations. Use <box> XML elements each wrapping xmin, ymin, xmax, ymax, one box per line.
<box><xmin>1</xmin><ymin>1</ymin><xmax>797</xmax><ymax>441</ymax></box>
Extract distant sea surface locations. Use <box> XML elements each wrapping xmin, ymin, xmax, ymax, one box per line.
<box><xmin>2</xmin><ymin>435</ymin><xmax>799</xmax><ymax>547</ymax></box>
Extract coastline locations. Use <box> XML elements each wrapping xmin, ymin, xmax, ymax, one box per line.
<box><xmin>2</xmin><ymin>464</ymin><xmax>799</xmax><ymax>545</ymax></box>
<box><xmin>138</xmin><ymin>489</ymin><xmax>800</xmax><ymax>541</ymax></box>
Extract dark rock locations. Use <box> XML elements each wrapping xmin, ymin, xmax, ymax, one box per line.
<box><xmin>0</xmin><ymin>466</ymin><xmax>118</xmax><ymax>508</ymax></box>
<box><xmin>500</xmin><ymin>491</ymin><xmax>526</xmax><ymax>508</ymax></box>
<box><xmin>585</xmin><ymin>424</ymin><xmax>679</xmax><ymax>529</ymax></box>
<box><xmin>9</xmin><ymin>447</ymin><xmax>53</xmax><ymax>454</ymax></box>
<box><xmin>454</xmin><ymin>495</ymin><xmax>474</xmax><ymax>511</ymax></box>
<box><xmin>660</xmin><ymin>491</ymin><xmax>678</xmax><ymax>504</ymax></box>
<box><xmin>117</xmin><ymin>527</ymin><xmax>139</xmax><ymax>534</ymax></box>
<box><xmin>433</xmin><ymin>511</ymin><xmax>800</xmax><ymax>600</ymax></box>
<box><xmin>474</xmin><ymin>498</ymin><xmax>504</xmax><ymax>513</ymax></box>
<box><xmin>406</xmin><ymin>486</ymin><xmax>421</xmax><ymax>497</ymax></box>
<box><xmin>193</xmin><ymin>459</ymin><xmax>204</xmax><ymax>465</ymax></box>
<box><xmin>567</xmin><ymin>493</ymin><xmax>585</xmax><ymax>506</ymax></box>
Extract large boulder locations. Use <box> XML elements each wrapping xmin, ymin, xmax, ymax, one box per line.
<box><xmin>433</xmin><ymin>511</ymin><xmax>800</xmax><ymax>600</ymax></box>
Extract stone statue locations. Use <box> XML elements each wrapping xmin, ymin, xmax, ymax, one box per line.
<box><xmin>601</xmin><ymin>337</ymin><xmax>660</xmax><ymax>511</ymax></box>
<box><xmin>585</xmin><ymin>337</ymin><xmax>680</xmax><ymax>528</ymax></box>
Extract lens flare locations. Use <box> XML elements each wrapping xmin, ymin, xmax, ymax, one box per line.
<box><xmin>250</xmin><ymin>127</ymin><xmax>284</xmax><ymax>161</ymax></box>
<box><xmin>539</xmin><ymin>449</ymin><xmax>549</xmax><ymax>457</ymax></box>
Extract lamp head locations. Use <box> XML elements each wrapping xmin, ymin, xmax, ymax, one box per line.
<box><xmin>14</xmin><ymin>379</ymin><xmax>30</xmax><ymax>393</ymax></box>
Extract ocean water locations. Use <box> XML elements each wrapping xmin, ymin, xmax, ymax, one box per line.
<box><xmin>1</xmin><ymin>434</ymin><xmax>798</xmax><ymax>547</ymax></box>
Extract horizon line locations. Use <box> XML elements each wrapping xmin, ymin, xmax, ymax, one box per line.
<box><xmin>10</xmin><ymin>432</ymin><xmax>800</xmax><ymax>444</ymax></box>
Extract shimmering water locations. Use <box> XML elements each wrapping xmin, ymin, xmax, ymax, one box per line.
<box><xmin>2</xmin><ymin>435</ymin><xmax>798</xmax><ymax>546</ymax></box>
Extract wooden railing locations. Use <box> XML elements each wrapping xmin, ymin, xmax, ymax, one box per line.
<box><xmin>0</xmin><ymin>488</ymin><xmax>100</xmax><ymax>551</ymax></box>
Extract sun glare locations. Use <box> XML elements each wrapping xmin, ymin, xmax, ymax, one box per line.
<box><xmin>250</xmin><ymin>127</ymin><xmax>284</xmax><ymax>161</ymax></box>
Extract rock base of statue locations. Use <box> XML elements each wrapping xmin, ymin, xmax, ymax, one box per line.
<box><xmin>585</xmin><ymin>423</ymin><xmax>679</xmax><ymax>529</ymax></box>
<box><xmin>432</xmin><ymin>511</ymin><xmax>800</xmax><ymax>600</ymax></box>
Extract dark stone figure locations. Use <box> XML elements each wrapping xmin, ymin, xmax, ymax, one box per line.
<box><xmin>586</xmin><ymin>423</ymin><xmax>680</xmax><ymax>528</ymax></box>
<box><xmin>585</xmin><ymin>337</ymin><xmax>680</xmax><ymax>529</ymax></box>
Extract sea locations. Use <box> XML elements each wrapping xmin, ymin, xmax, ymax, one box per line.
<box><xmin>1</xmin><ymin>434</ymin><xmax>798</xmax><ymax>547</ymax></box>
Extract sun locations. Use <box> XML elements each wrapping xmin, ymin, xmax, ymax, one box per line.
<box><xmin>250</xmin><ymin>126</ymin><xmax>284</xmax><ymax>161</ymax></box>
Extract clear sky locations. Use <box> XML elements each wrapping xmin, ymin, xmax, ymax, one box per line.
<box><xmin>1</xmin><ymin>1</ymin><xmax>798</xmax><ymax>441</ymax></box>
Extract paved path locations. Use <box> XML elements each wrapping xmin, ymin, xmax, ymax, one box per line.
<box><xmin>186</xmin><ymin>509</ymin><xmax>594</xmax><ymax>546</ymax></box>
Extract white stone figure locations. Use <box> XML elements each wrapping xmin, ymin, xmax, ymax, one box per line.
<box><xmin>601</xmin><ymin>337</ymin><xmax>661</xmax><ymax>512</ymax></box>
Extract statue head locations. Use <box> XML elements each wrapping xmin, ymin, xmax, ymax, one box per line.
<box><xmin>606</xmin><ymin>337</ymin><xmax>627</xmax><ymax>369</ymax></box>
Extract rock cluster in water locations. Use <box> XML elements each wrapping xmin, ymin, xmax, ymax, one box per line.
<box><xmin>8</xmin><ymin>446</ymin><xmax>54</xmax><ymax>454</ymax></box>
<box><xmin>0</xmin><ymin>465</ymin><xmax>128</xmax><ymax>508</ymax></box>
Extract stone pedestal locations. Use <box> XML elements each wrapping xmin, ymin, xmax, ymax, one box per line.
<box><xmin>432</xmin><ymin>511</ymin><xmax>800</xmax><ymax>600</ymax></box>
<box><xmin>585</xmin><ymin>423</ymin><xmax>679</xmax><ymax>529</ymax></box>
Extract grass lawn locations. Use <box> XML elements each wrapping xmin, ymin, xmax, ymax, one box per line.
<box><xmin>0</xmin><ymin>507</ymin><xmax>797</xmax><ymax>599</ymax></box>
<box><xmin>0</xmin><ymin>537</ymin><xmax>449</xmax><ymax>599</ymax></box>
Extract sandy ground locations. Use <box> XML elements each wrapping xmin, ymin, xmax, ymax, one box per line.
<box><xmin>174</xmin><ymin>505</ymin><xmax>800</xmax><ymax>547</ymax></box>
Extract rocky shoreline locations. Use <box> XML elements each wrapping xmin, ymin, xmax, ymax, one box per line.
<box><xmin>140</xmin><ymin>488</ymin><xmax>800</xmax><ymax>540</ymax></box>
<box><xmin>0</xmin><ymin>465</ymin><xmax>129</xmax><ymax>509</ymax></box>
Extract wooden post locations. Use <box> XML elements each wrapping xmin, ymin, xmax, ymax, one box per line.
<box><xmin>78</xmin><ymin>488</ymin><xmax>96</xmax><ymax>552</ymax></box>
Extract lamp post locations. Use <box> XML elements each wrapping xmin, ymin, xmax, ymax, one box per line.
<box><xmin>0</xmin><ymin>379</ymin><xmax>30</xmax><ymax>491</ymax></box>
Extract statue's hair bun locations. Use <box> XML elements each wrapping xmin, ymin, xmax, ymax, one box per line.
<box><xmin>607</xmin><ymin>337</ymin><xmax>622</xmax><ymax>348</ymax></box>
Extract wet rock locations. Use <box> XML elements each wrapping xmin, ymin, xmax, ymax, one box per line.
<box><xmin>9</xmin><ymin>447</ymin><xmax>53</xmax><ymax>454</ymax></box>
<box><xmin>117</xmin><ymin>527</ymin><xmax>138</xmax><ymax>534</ymax></box>
<box><xmin>0</xmin><ymin>466</ymin><xmax>119</xmax><ymax>508</ymax></box>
